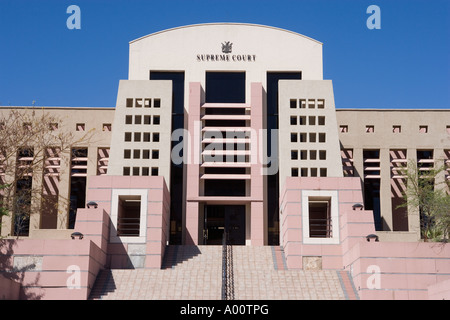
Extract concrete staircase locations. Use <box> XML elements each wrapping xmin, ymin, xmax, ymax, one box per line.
<box><xmin>89</xmin><ymin>245</ymin><xmax>358</xmax><ymax>300</ymax></box>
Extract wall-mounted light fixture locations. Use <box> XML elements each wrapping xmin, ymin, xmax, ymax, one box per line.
<box><xmin>86</xmin><ymin>201</ymin><xmax>98</xmax><ymax>209</ymax></box>
<box><xmin>352</xmin><ymin>203</ymin><xmax>364</xmax><ymax>210</ymax></box>
<box><xmin>366</xmin><ymin>234</ymin><xmax>379</xmax><ymax>242</ymax></box>
<box><xmin>71</xmin><ymin>232</ymin><xmax>84</xmax><ymax>240</ymax></box>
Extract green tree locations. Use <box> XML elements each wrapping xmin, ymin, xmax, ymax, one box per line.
<box><xmin>0</xmin><ymin>108</ymin><xmax>93</xmax><ymax>238</ymax></box>
<box><xmin>398</xmin><ymin>160</ymin><xmax>450</xmax><ymax>242</ymax></box>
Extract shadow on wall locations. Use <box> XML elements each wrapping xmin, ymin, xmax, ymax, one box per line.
<box><xmin>0</xmin><ymin>239</ymin><xmax>44</xmax><ymax>300</ymax></box>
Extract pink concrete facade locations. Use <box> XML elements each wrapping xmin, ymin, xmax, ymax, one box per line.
<box><xmin>83</xmin><ymin>176</ymin><xmax>171</xmax><ymax>269</ymax></box>
<box><xmin>185</xmin><ymin>82</ymin><xmax>265</xmax><ymax>245</ymax></box>
<box><xmin>280</xmin><ymin>176</ymin><xmax>450</xmax><ymax>299</ymax></box>
<box><xmin>280</xmin><ymin>177</ymin><xmax>376</xmax><ymax>269</ymax></box>
<box><xmin>0</xmin><ymin>176</ymin><xmax>170</xmax><ymax>299</ymax></box>
<box><xmin>0</xmin><ymin>238</ymin><xmax>105</xmax><ymax>299</ymax></box>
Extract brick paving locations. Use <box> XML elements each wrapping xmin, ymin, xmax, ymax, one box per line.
<box><xmin>90</xmin><ymin>245</ymin><xmax>355</xmax><ymax>300</ymax></box>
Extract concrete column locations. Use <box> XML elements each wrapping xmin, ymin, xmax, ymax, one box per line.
<box><xmin>406</xmin><ymin>147</ymin><xmax>421</xmax><ymax>240</ymax></box>
<box><xmin>380</xmin><ymin>148</ymin><xmax>392</xmax><ymax>231</ymax></box>
<box><xmin>184</xmin><ymin>82</ymin><xmax>202</xmax><ymax>245</ymax></box>
<box><xmin>57</xmin><ymin>150</ymin><xmax>71</xmax><ymax>229</ymax></box>
<box><xmin>185</xmin><ymin>201</ymin><xmax>199</xmax><ymax>245</ymax></box>
<box><xmin>250</xmin><ymin>201</ymin><xmax>264</xmax><ymax>246</ymax></box>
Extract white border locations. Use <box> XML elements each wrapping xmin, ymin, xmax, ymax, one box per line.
<box><xmin>110</xmin><ymin>189</ymin><xmax>148</xmax><ymax>243</ymax></box>
<box><xmin>302</xmin><ymin>190</ymin><xmax>339</xmax><ymax>244</ymax></box>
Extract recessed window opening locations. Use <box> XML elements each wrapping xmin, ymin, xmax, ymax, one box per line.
<box><xmin>117</xmin><ymin>195</ymin><xmax>141</xmax><ymax>237</ymax></box>
<box><xmin>205</xmin><ymin>72</ymin><xmax>246</xmax><ymax>103</ymax></box>
<box><xmin>308</xmin><ymin>197</ymin><xmax>332</xmax><ymax>238</ymax></box>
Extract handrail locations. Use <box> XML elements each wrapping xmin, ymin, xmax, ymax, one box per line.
<box><xmin>221</xmin><ymin>231</ymin><xmax>228</xmax><ymax>300</ymax></box>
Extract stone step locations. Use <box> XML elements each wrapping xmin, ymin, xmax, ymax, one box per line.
<box><xmin>89</xmin><ymin>245</ymin><xmax>358</xmax><ymax>300</ymax></box>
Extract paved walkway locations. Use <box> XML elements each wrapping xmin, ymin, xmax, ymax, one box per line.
<box><xmin>89</xmin><ymin>245</ymin><xmax>357</xmax><ymax>300</ymax></box>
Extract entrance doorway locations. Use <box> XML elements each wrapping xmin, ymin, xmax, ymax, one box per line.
<box><xmin>203</xmin><ymin>205</ymin><xmax>245</xmax><ymax>245</ymax></box>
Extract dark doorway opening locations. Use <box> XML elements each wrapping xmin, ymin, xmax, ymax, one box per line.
<box><xmin>204</xmin><ymin>205</ymin><xmax>245</xmax><ymax>245</ymax></box>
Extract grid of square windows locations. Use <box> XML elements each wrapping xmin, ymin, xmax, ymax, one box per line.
<box><xmin>123</xmin><ymin>166</ymin><xmax>159</xmax><ymax>176</ymax></box>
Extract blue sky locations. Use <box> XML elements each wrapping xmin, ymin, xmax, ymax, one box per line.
<box><xmin>0</xmin><ymin>0</ymin><xmax>449</xmax><ymax>109</ymax></box>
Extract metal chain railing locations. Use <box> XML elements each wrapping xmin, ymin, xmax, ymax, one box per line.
<box><xmin>221</xmin><ymin>231</ymin><xmax>235</xmax><ymax>300</ymax></box>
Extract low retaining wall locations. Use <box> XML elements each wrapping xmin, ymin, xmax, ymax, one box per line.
<box><xmin>344</xmin><ymin>241</ymin><xmax>450</xmax><ymax>300</ymax></box>
<box><xmin>0</xmin><ymin>238</ymin><xmax>105</xmax><ymax>300</ymax></box>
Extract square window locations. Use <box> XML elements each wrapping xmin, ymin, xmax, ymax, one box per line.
<box><xmin>144</xmin><ymin>115</ymin><xmax>151</xmax><ymax>125</ymax></box>
<box><xmin>320</xmin><ymin>168</ymin><xmax>327</xmax><ymax>177</ymax></box>
<box><xmin>308</xmin><ymin>99</ymin><xmax>315</xmax><ymax>109</ymax></box>
<box><xmin>124</xmin><ymin>132</ymin><xmax>132</xmax><ymax>142</ymax></box>
<box><xmin>318</xmin><ymin>116</ymin><xmax>325</xmax><ymax>126</ymax></box>
<box><xmin>366</xmin><ymin>125</ymin><xmax>375</xmax><ymax>133</ymax></box>
<box><xmin>124</xmin><ymin>149</ymin><xmax>131</xmax><ymax>159</ymax></box>
<box><xmin>291</xmin><ymin>150</ymin><xmax>298</xmax><ymax>160</ymax></box>
<box><xmin>153</xmin><ymin>116</ymin><xmax>160</xmax><ymax>125</ymax></box>
<box><xmin>142</xmin><ymin>167</ymin><xmax>149</xmax><ymax>176</ymax></box>
<box><xmin>310</xmin><ymin>150</ymin><xmax>317</xmax><ymax>160</ymax></box>
<box><xmin>143</xmin><ymin>132</ymin><xmax>151</xmax><ymax>142</ymax></box>
<box><xmin>446</xmin><ymin>126</ymin><xmax>450</xmax><ymax>134</ymax></box>
<box><xmin>290</xmin><ymin>133</ymin><xmax>297</xmax><ymax>143</ymax></box>
<box><xmin>291</xmin><ymin>168</ymin><xmax>299</xmax><ymax>177</ymax></box>
<box><xmin>134</xmin><ymin>132</ymin><xmax>141</xmax><ymax>142</ymax></box>
<box><xmin>23</xmin><ymin>122</ymin><xmax>32</xmax><ymax>131</ymax></box>
<box><xmin>103</xmin><ymin>123</ymin><xmax>112</xmax><ymax>131</ymax></box>
<box><xmin>133</xmin><ymin>149</ymin><xmax>140</xmax><ymax>159</ymax></box>
<box><xmin>290</xmin><ymin>116</ymin><xmax>297</xmax><ymax>125</ymax></box>
<box><xmin>76</xmin><ymin>123</ymin><xmax>85</xmax><ymax>131</ymax></box>
<box><xmin>308</xmin><ymin>197</ymin><xmax>331</xmax><ymax>238</ymax></box>
<box><xmin>299</xmin><ymin>116</ymin><xmax>306</xmax><ymax>125</ymax></box>
<box><xmin>132</xmin><ymin>167</ymin><xmax>140</xmax><ymax>176</ymax></box>
<box><xmin>309</xmin><ymin>133</ymin><xmax>316</xmax><ymax>143</ymax></box>
<box><xmin>300</xmin><ymin>133</ymin><xmax>307</xmax><ymax>143</ymax></box>
<box><xmin>310</xmin><ymin>168</ymin><xmax>318</xmax><ymax>177</ymax></box>
<box><xmin>340</xmin><ymin>125</ymin><xmax>348</xmax><ymax>133</ymax></box>
<box><xmin>152</xmin><ymin>150</ymin><xmax>159</xmax><ymax>159</ymax></box>
<box><xmin>135</xmin><ymin>98</ymin><xmax>143</xmax><ymax>108</ymax></box>
<box><xmin>290</xmin><ymin>99</ymin><xmax>297</xmax><ymax>109</ymax></box>
<box><xmin>153</xmin><ymin>99</ymin><xmax>161</xmax><ymax>108</ymax></box>
<box><xmin>309</xmin><ymin>116</ymin><xmax>316</xmax><ymax>126</ymax></box>
<box><xmin>151</xmin><ymin>167</ymin><xmax>159</xmax><ymax>176</ymax></box>
<box><xmin>393</xmin><ymin>125</ymin><xmax>401</xmax><ymax>133</ymax></box>
<box><xmin>319</xmin><ymin>150</ymin><xmax>326</xmax><ymax>160</ymax></box>
<box><xmin>317</xmin><ymin>99</ymin><xmax>325</xmax><ymax>109</ymax></box>
<box><xmin>49</xmin><ymin>123</ymin><xmax>58</xmax><ymax>131</ymax></box>
<box><xmin>116</xmin><ymin>195</ymin><xmax>141</xmax><ymax>237</ymax></box>
<box><xmin>153</xmin><ymin>132</ymin><xmax>160</xmax><ymax>142</ymax></box>
<box><xmin>299</xmin><ymin>99</ymin><xmax>306</xmax><ymax>109</ymax></box>
<box><xmin>123</xmin><ymin>167</ymin><xmax>130</xmax><ymax>176</ymax></box>
<box><xmin>300</xmin><ymin>150</ymin><xmax>308</xmax><ymax>160</ymax></box>
<box><xmin>126</xmin><ymin>98</ymin><xmax>133</xmax><ymax>108</ymax></box>
<box><xmin>135</xmin><ymin>115</ymin><xmax>142</xmax><ymax>125</ymax></box>
<box><xmin>125</xmin><ymin>115</ymin><xmax>132</xmax><ymax>124</ymax></box>
<box><xmin>144</xmin><ymin>98</ymin><xmax>151</xmax><ymax>108</ymax></box>
<box><xmin>143</xmin><ymin>150</ymin><xmax>150</xmax><ymax>159</ymax></box>
<box><xmin>302</xmin><ymin>190</ymin><xmax>339</xmax><ymax>244</ymax></box>
<box><xmin>419</xmin><ymin>125</ymin><xmax>428</xmax><ymax>133</ymax></box>
<box><xmin>319</xmin><ymin>133</ymin><xmax>326</xmax><ymax>143</ymax></box>
<box><xmin>301</xmin><ymin>168</ymin><xmax>308</xmax><ymax>177</ymax></box>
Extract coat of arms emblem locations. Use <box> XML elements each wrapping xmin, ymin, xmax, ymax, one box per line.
<box><xmin>222</xmin><ymin>41</ymin><xmax>233</xmax><ymax>54</ymax></box>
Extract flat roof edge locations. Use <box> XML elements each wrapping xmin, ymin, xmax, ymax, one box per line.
<box><xmin>0</xmin><ymin>106</ymin><xmax>115</xmax><ymax>110</ymax></box>
<box><xmin>130</xmin><ymin>23</ymin><xmax>323</xmax><ymax>45</ymax></box>
<box><xmin>336</xmin><ymin>108</ymin><xmax>450</xmax><ymax>111</ymax></box>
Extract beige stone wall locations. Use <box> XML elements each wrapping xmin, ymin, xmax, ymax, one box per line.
<box><xmin>336</xmin><ymin>109</ymin><xmax>450</xmax><ymax>240</ymax></box>
<box><xmin>0</xmin><ymin>107</ymin><xmax>114</xmax><ymax>237</ymax></box>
